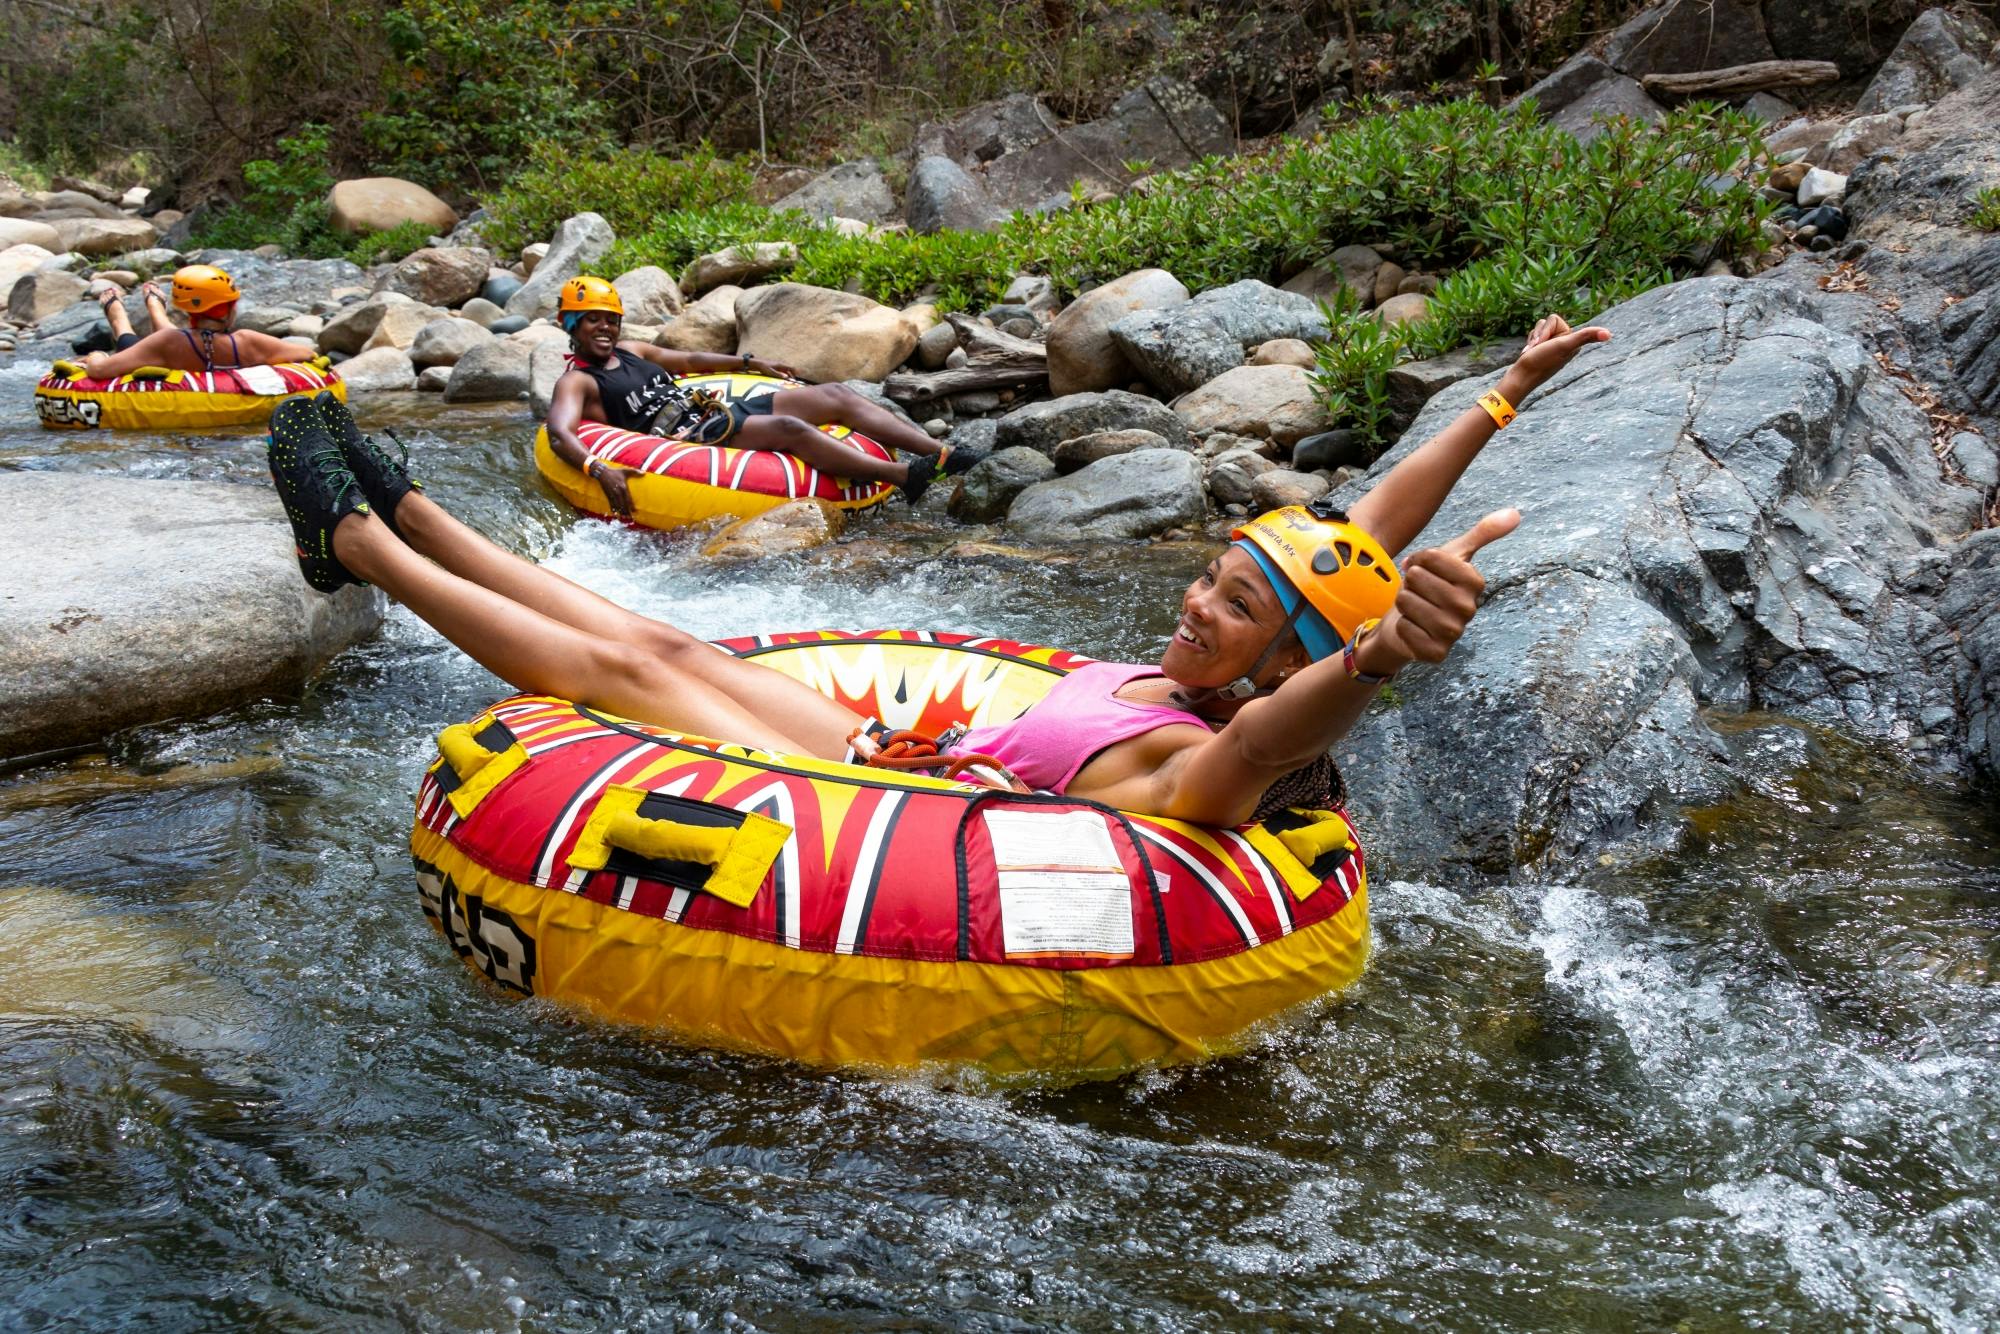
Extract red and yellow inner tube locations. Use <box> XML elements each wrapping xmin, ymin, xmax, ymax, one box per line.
<box><xmin>34</xmin><ymin>358</ymin><xmax>344</xmax><ymax>430</ymax></box>
<box><xmin>410</xmin><ymin>630</ymin><xmax>1371</xmax><ymax>1078</ymax></box>
<box><xmin>533</xmin><ymin>372</ymin><xmax>897</xmax><ymax>531</ymax></box>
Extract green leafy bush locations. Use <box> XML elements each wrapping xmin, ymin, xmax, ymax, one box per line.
<box><xmin>189</xmin><ymin>126</ymin><xmax>439</xmax><ymax>265</ymax></box>
<box><xmin>1970</xmin><ymin>186</ymin><xmax>2000</xmax><ymax>232</ymax></box>
<box><xmin>481</xmin><ymin>144</ymin><xmax>758</xmax><ymax>254</ymax></box>
<box><xmin>602</xmin><ymin>204</ymin><xmax>812</xmax><ymax>278</ymax></box>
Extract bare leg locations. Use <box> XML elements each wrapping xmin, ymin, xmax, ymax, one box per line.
<box><xmin>732</xmin><ymin>414</ymin><xmax>915</xmax><ymax>486</ymax></box>
<box><xmin>94</xmin><ymin>283</ymin><xmax>136</xmax><ymax>342</ymax></box>
<box><xmin>335</xmin><ymin>509</ymin><xmax>829</xmax><ymax>754</ymax></box>
<box><xmin>139</xmin><ymin>282</ymin><xmax>173</xmax><ymax>335</ymax></box>
<box><xmin>767</xmin><ymin>383</ymin><xmax>942</xmax><ymax>457</ymax></box>
<box><xmin>389</xmin><ymin>491</ymin><xmax>876</xmax><ymax>758</ymax></box>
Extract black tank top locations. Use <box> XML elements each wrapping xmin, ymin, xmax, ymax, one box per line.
<box><xmin>569</xmin><ymin>353</ymin><xmax>686</xmax><ymax>433</ymax></box>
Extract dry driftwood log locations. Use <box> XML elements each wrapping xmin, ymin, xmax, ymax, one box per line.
<box><xmin>883</xmin><ymin>313</ymin><xmax>1046</xmax><ymax>403</ymax></box>
<box><xmin>1641</xmin><ymin>60</ymin><xmax>1841</xmax><ymax>102</ymax></box>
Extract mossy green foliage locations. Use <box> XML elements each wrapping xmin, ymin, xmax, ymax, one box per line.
<box><xmin>481</xmin><ymin>145</ymin><xmax>759</xmax><ymax>255</ymax></box>
<box><xmin>1970</xmin><ymin>186</ymin><xmax>2000</xmax><ymax>232</ymax></box>
<box><xmin>599</xmin><ymin>99</ymin><xmax>1766</xmax><ymax>447</ymax></box>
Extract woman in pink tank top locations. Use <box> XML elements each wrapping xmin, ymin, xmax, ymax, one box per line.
<box><xmin>266</xmin><ymin>315</ymin><xmax>1608</xmax><ymax>827</ymax></box>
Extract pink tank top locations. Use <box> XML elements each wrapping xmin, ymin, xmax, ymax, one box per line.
<box><xmin>947</xmin><ymin>661</ymin><xmax>1210</xmax><ymax>793</ymax></box>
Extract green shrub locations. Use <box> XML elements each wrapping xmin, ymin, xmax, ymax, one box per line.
<box><xmin>482</xmin><ymin>145</ymin><xmax>758</xmax><ymax>254</ymax></box>
<box><xmin>602</xmin><ymin>204</ymin><xmax>813</xmax><ymax>279</ymax></box>
<box><xmin>1970</xmin><ymin>186</ymin><xmax>2000</xmax><ymax>232</ymax></box>
<box><xmin>1309</xmin><ymin>297</ymin><xmax>1403</xmax><ymax>448</ymax></box>
<box><xmin>189</xmin><ymin>125</ymin><xmax>345</xmax><ymax>258</ymax></box>
<box><xmin>343</xmin><ymin>220</ymin><xmax>439</xmax><ymax>267</ymax></box>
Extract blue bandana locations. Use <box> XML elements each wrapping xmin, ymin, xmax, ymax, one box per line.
<box><xmin>1233</xmin><ymin>540</ymin><xmax>1345</xmax><ymax>663</ymax></box>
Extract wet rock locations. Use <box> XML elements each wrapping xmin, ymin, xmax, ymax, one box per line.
<box><xmin>994</xmin><ymin>389</ymin><xmax>1192</xmax><ymax>455</ymax></box>
<box><xmin>613</xmin><ymin>265</ymin><xmax>683</xmax><ymax>324</ymax></box>
<box><xmin>377</xmin><ymin>245</ymin><xmax>491</xmax><ymax>307</ymax></box>
<box><xmin>947</xmin><ymin>446</ymin><xmax>1056</xmax><ymax>521</ymax></box>
<box><xmin>1174</xmin><ymin>363</ymin><xmax>1328</xmax><ymax>446</ymax></box>
<box><xmin>1854</xmin><ymin>8</ymin><xmax>2000</xmax><ymax>115</ymax></box>
<box><xmin>1335</xmin><ymin>275</ymin><xmax>1990</xmax><ymax>878</ymax></box>
<box><xmin>1052</xmin><ymin>428</ymin><xmax>1174</xmax><ymax>473</ymax></box>
<box><xmin>1941</xmin><ymin>529</ymin><xmax>2000</xmax><ymax>772</ymax></box>
<box><xmin>1291</xmin><ymin>429</ymin><xmax>1368</xmax><ymax>472</ymax></box>
<box><xmin>442</xmin><ymin>339</ymin><xmax>532</xmax><ymax>401</ymax></box>
<box><xmin>1006</xmin><ymin>448</ymin><xmax>1207</xmax><ymax>542</ymax></box>
<box><xmin>0</xmin><ymin>473</ymin><xmax>382</xmax><ymax>759</ymax></box>
<box><xmin>1249</xmin><ymin>468</ymin><xmax>1331</xmax><ymax>510</ymax></box>
<box><xmin>772</xmin><ymin>162</ymin><xmax>896</xmax><ymax>224</ymax></box>
<box><xmin>337</xmin><ymin>346</ymin><xmax>417</xmax><ymax>391</ymax></box>
<box><xmin>527</xmin><ymin>341</ymin><xmax>571</xmax><ymax>418</ymax></box>
<box><xmin>1046</xmin><ymin>267</ymin><xmax>1190</xmax><ymax>396</ymax></box>
<box><xmin>1110</xmin><ymin>280</ymin><xmax>1327</xmax><ymax>396</ymax></box>
<box><xmin>733</xmin><ymin>283</ymin><xmax>917</xmax><ymax>383</ymax></box>
<box><xmin>679</xmin><ymin>241</ymin><xmax>797</xmax><ymax>297</ymax></box>
<box><xmin>1204</xmin><ymin>447</ymin><xmax>1278</xmax><ymax>506</ymax></box>
<box><xmin>905</xmin><ymin>155</ymin><xmax>1009</xmax><ymax>234</ymax></box>
<box><xmin>507</xmin><ymin>212</ymin><xmax>616</xmax><ymax>319</ymax></box>
<box><xmin>701</xmin><ymin>500</ymin><xmax>845</xmax><ymax>561</ymax></box>
<box><xmin>328</xmin><ymin>177</ymin><xmax>456</xmax><ymax>235</ymax></box>
<box><xmin>656</xmin><ymin>284</ymin><xmax>742</xmax><ymax>355</ymax></box>
<box><xmin>409</xmin><ymin>317</ymin><xmax>491</xmax><ymax>369</ymax></box>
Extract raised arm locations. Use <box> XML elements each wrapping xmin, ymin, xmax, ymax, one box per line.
<box><xmin>1349</xmin><ymin>316</ymin><xmax>1609</xmax><ymax>555</ymax></box>
<box><xmin>1136</xmin><ymin>510</ymin><xmax>1519</xmax><ymax>826</ymax></box>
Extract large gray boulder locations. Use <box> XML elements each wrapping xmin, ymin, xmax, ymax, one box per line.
<box><xmin>336</xmin><ymin>346</ymin><xmax>418</xmax><ymax>391</ymax></box>
<box><xmin>1512</xmin><ymin>53</ymin><xmax>1621</xmax><ymax>120</ymax></box>
<box><xmin>1046</xmin><ymin>268</ymin><xmax>1190</xmax><ymax>396</ymax></box>
<box><xmin>1110</xmin><ymin>280</ymin><xmax>1328</xmax><ymax>397</ymax></box>
<box><xmin>914</xmin><ymin>94</ymin><xmax>1055</xmax><ymax>167</ymax></box>
<box><xmin>680</xmin><ymin>242</ymin><xmax>797</xmax><ymax>297</ymax></box>
<box><xmin>1549</xmin><ymin>74</ymin><xmax>1666</xmax><ymax>143</ymax></box>
<box><xmin>328</xmin><ymin>177</ymin><xmax>456</xmax><ymax>235</ymax></box>
<box><xmin>772</xmin><ymin>161</ymin><xmax>897</xmax><ymax>223</ymax></box>
<box><xmin>612</xmin><ymin>265</ymin><xmax>683</xmax><ymax>324</ymax></box>
<box><xmin>1600</xmin><ymin>0</ymin><xmax>1775</xmax><ymax>76</ymax></box>
<box><xmin>977</xmin><ymin>78</ymin><xmax>1233</xmax><ymax>214</ymax></box>
<box><xmin>408</xmin><ymin>316</ymin><xmax>492</xmax><ymax>369</ymax></box>
<box><xmin>377</xmin><ymin>245</ymin><xmax>491</xmax><ymax>307</ymax></box>
<box><xmin>1173</xmin><ymin>363</ymin><xmax>1328</xmax><ymax>446</ymax></box>
<box><xmin>505</xmin><ymin>212</ymin><xmax>616</xmax><ymax>320</ymax></box>
<box><xmin>993</xmin><ymin>389</ymin><xmax>1192</xmax><ymax>455</ymax></box>
<box><xmin>947</xmin><ymin>446</ymin><xmax>1057</xmax><ymax>522</ymax></box>
<box><xmin>1006</xmin><ymin>448</ymin><xmax>1207</xmax><ymax>542</ymax></box>
<box><xmin>1331</xmin><ymin>276</ymin><xmax>1991</xmax><ymax>878</ymax></box>
<box><xmin>49</xmin><ymin>216</ymin><xmax>158</xmax><ymax>257</ymax></box>
<box><xmin>442</xmin><ymin>339</ymin><xmax>533</xmax><ymax>401</ymax></box>
<box><xmin>0</xmin><ymin>473</ymin><xmax>381</xmax><ymax>759</ymax></box>
<box><xmin>906</xmin><ymin>156</ymin><xmax>1009</xmax><ymax>234</ymax></box>
<box><xmin>527</xmin><ymin>340</ymin><xmax>572</xmax><ymax>418</ymax></box>
<box><xmin>187</xmin><ymin>249</ymin><xmax>368</xmax><ymax>313</ymax></box>
<box><xmin>8</xmin><ymin>270</ymin><xmax>89</xmax><ymax>324</ymax></box>
<box><xmin>1939</xmin><ymin>529</ymin><xmax>2000</xmax><ymax>774</ymax></box>
<box><xmin>733</xmin><ymin>284</ymin><xmax>918</xmax><ymax>384</ymax></box>
<box><xmin>1854</xmin><ymin>8</ymin><xmax>2000</xmax><ymax>114</ymax></box>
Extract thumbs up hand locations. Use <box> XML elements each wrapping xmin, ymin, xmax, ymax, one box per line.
<box><xmin>1353</xmin><ymin>509</ymin><xmax>1519</xmax><ymax>677</ymax></box>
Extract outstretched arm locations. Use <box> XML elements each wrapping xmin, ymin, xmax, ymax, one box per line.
<box><xmin>1349</xmin><ymin>316</ymin><xmax>1609</xmax><ymax>555</ymax></box>
<box><xmin>81</xmin><ymin>329</ymin><xmax>179</xmax><ymax>378</ymax></box>
<box><xmin>636</xmin><ymin>343</ymin><xmax>798</xmax><ymax>381</ymax></box>
<box><xmin>238</xmin><ymin>330</ymin><xmax>320</xmax><ymax>364</ymax></box>
<box><xmin>1123</xmin><ymin>511</ymin><xmax>1518</xmax><ymax>826</ymax></box>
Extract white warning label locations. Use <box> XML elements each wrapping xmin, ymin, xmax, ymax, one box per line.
<box><xmin>985</xmin><ymin>808</ymin><xmax>1135</xmax><ymax>959</ymax></box>
<box><xmin>237</xmin><ymin>364</ymin><xmax>288</xmax><ymax>396</ymax></box>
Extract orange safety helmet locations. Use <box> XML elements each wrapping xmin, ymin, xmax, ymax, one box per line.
<box><xmin>558</xmin><ymin>275</ymin><xmax>623</xmax><ymax>316</ymax></box>
<box><xmin>170</xmin><ymin>264</ymin><xmax>240</xmax><ymax>315</ymax></box>
<box><xmin>1230</xmin><ymin>503</ymin><xmax>1402</xmax><ymax>667</ymax></box>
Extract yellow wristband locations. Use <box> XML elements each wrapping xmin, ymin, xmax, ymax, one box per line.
<box><xmin>1477</xmin><ymin>389</ymin><xmax>1516</xmax><ymax>429</ymax></box>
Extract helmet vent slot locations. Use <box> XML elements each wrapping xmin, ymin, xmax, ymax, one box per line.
<box><xmin>1334</xmin><ymin>541</ymin><xmax>1354</xmax><ymax>567</ymax></box>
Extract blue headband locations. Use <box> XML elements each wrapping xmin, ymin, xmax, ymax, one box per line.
<box><xmin>1233</xmin><ymin>540</ymin><xmax>1345</xmax><ymax>663</ymax></box>
<box><xmin>561</xmin><ymin>311</ymin><xmax>584</xmax><ymax>334</ymax></box>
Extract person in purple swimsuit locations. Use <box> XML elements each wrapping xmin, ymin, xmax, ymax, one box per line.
<box><xmin>80</xmin><ymin>264</ymin><xmax>317</xmax><ymax>379</ymax></box>
<box><xmin>263</xmin><ymin>314</ymin><xmax>1608</xmax><ymax>826</ymax></box>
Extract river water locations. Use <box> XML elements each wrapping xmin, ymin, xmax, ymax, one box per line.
<box><xmin>2</xmin><ymin>370</ymin><xmax>1996</xmax><ymax>1330</ymax></box>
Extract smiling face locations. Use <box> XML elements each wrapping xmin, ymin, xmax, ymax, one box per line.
<box><xmin>1160</xmin><ymin>545</ymin><xmax>1309</xmax><ymax>688</ymax></box>
<box><xmin>569</xmin><ymin>308</ymin><xmax>623</xmax><ymax>361</ymax></box>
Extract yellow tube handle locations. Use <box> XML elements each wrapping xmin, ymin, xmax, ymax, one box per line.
<box><xmin>432</xmin><ymin>714</ymin><xmax>527</xmax><ymax>817</ymax></box>
<box><xmin>568</xmin><ymin>785</ymin><xmax>791</xmax><ymax>909</ymax></box>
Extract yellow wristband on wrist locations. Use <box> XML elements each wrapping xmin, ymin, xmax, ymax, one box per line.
<box><xmin>1477</xmin><ymin>389</ymin><xmax>1517</xmax><ymax>429</ymax></box>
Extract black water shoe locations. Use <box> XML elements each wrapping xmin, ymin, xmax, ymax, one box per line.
<box><xmin>268</xmin><ymin>396</ymin><xmax>370</xmax><ymax>593</ymax></box>
<box><xmin>897</xmin><ymin>457</ymin><xmax>934</xmax><ymax>507</ymax></box>
<box><xmin>315</xmin><ymin>390</ymin><xmax>422</xmax><ymax>535</ymax></box>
